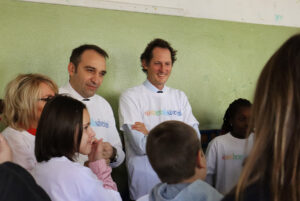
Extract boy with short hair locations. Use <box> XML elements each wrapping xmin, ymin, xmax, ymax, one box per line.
<box><xmin>146</xmin><ymin>121</ymin><xmax>223</xmax><ymax>201</ymax></box>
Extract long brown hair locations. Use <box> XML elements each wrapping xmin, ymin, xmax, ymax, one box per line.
<box><xmin>236</xmin><ymin>34</ymin><xmax>300</xmax><ymax>201</ymax></box>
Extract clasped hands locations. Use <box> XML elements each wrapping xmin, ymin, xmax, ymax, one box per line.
<box><xmin>88</xmin><ymin>139</ymin><xmax>115</xmax><ymax>165</ymax></box>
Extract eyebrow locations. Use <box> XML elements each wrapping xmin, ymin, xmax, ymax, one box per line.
<box><xmin>83</xmin><ymin>122</ymin><xmax>90</xmax><ymax>127</ymax></box>
<box><xmin>84</xmin><ymin>66</ymin><xmax>96</xmax><ymax>70</ymax></box>
<box><xmin>84</xmin><ymin>66</ymin><xmax>107</xmax><ymax>75</ymax></box>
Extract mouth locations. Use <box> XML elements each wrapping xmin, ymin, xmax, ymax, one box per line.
<box><xmin>86</xmin><ymin>85</ymin><xmax>98</xmax><ymax>91</ymax></box>
<box><xmin>157</xmin><ymin>73</ymin><xmax>167</xmax><ymax>78</ymax></box>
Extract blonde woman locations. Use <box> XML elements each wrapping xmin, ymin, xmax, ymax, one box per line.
<box><xmin>222</xmin><ymin>34</ymin><xmax>300</xmax><ymax>201</ymax></box>
<box><xmin>1</xmin><ymin>73</ymin><xmax>58</xmax><ymax>174</ymax></box>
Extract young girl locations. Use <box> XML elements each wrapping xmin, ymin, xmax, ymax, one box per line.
<box><xmin>33</xmin><ymin>95</ymin><xmax>121</xmax><ymax>201</ymax></box>
<box><xmin>205</xmin><ymin>98</ymin><xmax>253</xmax><ymax>194</ymax></box>
<box><xmin>222</xmin><ymin>34</ymin><xmax>300</xmax><ymax>201</ymax></box>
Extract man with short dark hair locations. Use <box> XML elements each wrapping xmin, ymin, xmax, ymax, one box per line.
<box><xmin>60</xmin><ymin>44</ymin><xmax>124</xmax><ymax>167</ymax></box>
<box><xmin>119</xmin><ymin>39</ymin><xmax>200</xmax><ymax>200</ymax></box>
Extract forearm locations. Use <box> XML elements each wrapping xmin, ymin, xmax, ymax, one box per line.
<box><xmin>123</xmin><ymin>124</ymin><xmax>147</xmax><ymax>155</ymax></box>
<box><xmin>89</xmin><ymin>159</ymin><xmax>118</xmax><ymax>191</ymax></box>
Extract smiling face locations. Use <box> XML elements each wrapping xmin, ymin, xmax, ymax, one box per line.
<box><xmin>143</xmin><ymin>47</ymin><xmax>172</xmax><ymax>90</ymax></box>
<box><xmin>68</xmin><ymin>49</ymin><xmax>107</xmax><ymax>98</ymax></box>
<box><xmin>79</xmin><ymin>109</ymin><xmax>96</xmax><ymax>155</ymax></box>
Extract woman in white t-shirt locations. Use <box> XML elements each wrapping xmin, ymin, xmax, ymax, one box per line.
<box><xmin>205</xmin><ymin>98</ymin><xmax>253</xmax><ymax>194</ymax></box>
<box><xmin>1</xmin><ymin>73</ymin><xmax>58</xmax><ymax>173</ymax></box>
<box><xmin>33</xmin><ymin>95</ymin><xmax>121</xmax><ymax>201</ymax></box>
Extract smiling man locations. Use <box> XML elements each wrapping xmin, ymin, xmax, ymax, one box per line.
<box><xmin>119</xmin><ymin>39</ymin><xmax>200</xmax><ymax>200</ymax></box>
<box><xmin>60</xmin><ymin>44</ymin><xmax>124</xmax><ymax>168</ymax></box>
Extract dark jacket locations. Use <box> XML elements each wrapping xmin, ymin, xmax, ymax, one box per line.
<box><xmin>0</xmin><ymin>162</ymin><xmax>51</xmax><ymax>201</ymax></box>
<box><xmin>222</xmin><ymin>182</ymin><xmax>271</xmax><ymax>201</ymax></box>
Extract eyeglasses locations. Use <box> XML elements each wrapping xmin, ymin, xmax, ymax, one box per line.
<box><xmin>39</xmin><ymin>96</ymin><xmax>54</xmax><ymax>102</ymax></box>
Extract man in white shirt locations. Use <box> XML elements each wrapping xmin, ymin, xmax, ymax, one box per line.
<box><xmin>60</xmin><ymin>44</ymin><xmax>125</xmax><ymax>167</ymax></box>
<box><xmin>119</xmin><ymin>38</ymin><xmax>200</xmax><ymax>200</ymax></box>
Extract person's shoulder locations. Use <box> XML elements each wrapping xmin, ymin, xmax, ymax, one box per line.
<box><xmin>122</xmin><ymin>84</ymin><xmax>144</xmax><ymax>95</ymax></box>
<box><xmin>210</xmin><ymin>133</ymin><xmax>231</xmax><ymax>144</ymax></box>
<box><xmin>166</xmin><ymin>86</ymin><xmax>188</xmax><ymax>98</ymax></box>
<box><xmin>39</xmin><ymin>157</ymin><xmax>95</xmax><ymax>181</ymax></box>
<box><xmin>1</xmin><ymin>126</ymin><xmax>16</xmax><ymax>136</ymax></box>
<box><xmin>2</xmin><ymin>127</ymin><xmax>32</xmax><ymax>143</ymax></box>
<box><xmin>92</xmin><ymin>94</ymin><xmax>110</xmax><ymax>105</ymax></box>
<box><xmin>58</xmin><ymin>84</ymin><xmax>69</xmax><ymax>94</ymax></box>
<box><xmin>120</xmin><ymin>84</ymin><xmax>145</xmax><ymax>100</ymax></box>
<box><xmin>193</xmin><ymin>180</ymin><xmax>223</xmax><ymax>198</ymax></box>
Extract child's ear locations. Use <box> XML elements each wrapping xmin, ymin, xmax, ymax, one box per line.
<box><xmin>196</xmin><ymin>150</ymin><xmax>206</xmax><ymax>169</ymax></box>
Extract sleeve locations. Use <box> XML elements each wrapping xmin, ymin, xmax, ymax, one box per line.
<box><xmin>122</xmin><ymin>124</ymin><xmax>147</xmax><ymax>155</ymax></box>
<box><xmin>89</xmin><ymin>159</ymin><xmax>118</xmax><ymax>191</ymax></box>
<box><xmin>82</xmin><ymin>178</ymin><xmax>122</xmax><ymax>201</ymax></box>
<box><xmin>192</xmin><ymin>123</ymin><xmax>201</xmax><ymax>139</ymax></box>
<box><xmin>3</xmin><ymin>134</ymin><xmax>36</xmax><ymax>174</ymax></box>
<box><xmin>119</xmin><ymin>92</ymin><xmax>148</xmax><ymax>155</ymax></box>
<box><xmin>105</xmin><ymin>103</ymin><xmax>125</xmax><ymax>168</ymax></box>
<box><xmin>205</xmin><ymin>139</ymin><xmax>218</xmax><ymax>187</ymax></box>
<box><xmin>118</xmin><ymin>91</ymin><xmax>144</xmax><ymax>130</ymax></box>
<box><xmin>180</xmin><ymin>92</ymin><xmax>199</xmax><ymax>128</ymax></box>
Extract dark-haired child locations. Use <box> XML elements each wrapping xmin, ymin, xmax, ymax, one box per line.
<box><xmin>146</xmin><ymin>121</ymin><xmax>223</xmax><ymax>201</ymax></box>
<box><xmin>205</xmin><ymin>98</ymin><xmax>254</xmax><ymax>194</ymax></box>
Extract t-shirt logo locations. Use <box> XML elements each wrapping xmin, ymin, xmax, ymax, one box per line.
<box><xmin>91</xmin><ymin>119</ymin><xmax>109</xmax><ymax>128</ymax></box>
<box><xmin>144</xmin><ymin>110</ymin><xmax>182</xmax><ymax>116</ymax></box>
<box><xmin>222</xmin><ymin>153</ymin><xmax>245</xmax><ymax>160</ymax></box>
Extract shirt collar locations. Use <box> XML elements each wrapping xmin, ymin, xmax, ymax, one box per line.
<box><xmin>143</xmin><ymin>79</ymin><xmax>166</xmax><ymax>93</ymax></box>
<box><xmin>65</xmin><ymin>82</ymin><xmax>94</xmax><ymax>101</ymax></box>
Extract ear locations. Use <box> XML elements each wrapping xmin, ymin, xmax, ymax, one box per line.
<box><xmin>142</xmin><ymin>60</ymin><xmax>148</xmax><ymax>71</ymax></box>
<box><xmin>68</xmin><ymin>62</ymin><xmax>76</xmax><ymax>76</ymax></box>
<box><xmin>196</xmin><ymin>150</ymin><xmax>206</xmax><ymax>169</ymax></box>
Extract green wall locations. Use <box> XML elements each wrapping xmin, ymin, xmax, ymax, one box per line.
<box><xmin>1</xmin><ymin>0</ymin><xmax>299</xmax><ymax>129</ymax></box>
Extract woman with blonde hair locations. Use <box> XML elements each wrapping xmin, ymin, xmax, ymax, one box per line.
<box><xmin>222</xmin><ymin>34</ymin><xmax>300</xmax><ymax>201</ymax></box>
<box><xmin>1</xmin><ymin>73</ymin><xmax>58</xmax><ymax>174</ymax></box>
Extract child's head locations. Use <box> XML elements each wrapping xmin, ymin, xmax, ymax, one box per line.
<box><xmin>221</xmin><ymin>98</ymin><xmax>252</xmax><ymax>138</ymax></box>
<box><xmin>146</xmin><ymin>120</ymin><xmax>206</xmax><ymax>184</ymax></box>
<box><xmin>35</xmin><ymin>95</ymin><xmax>95</xmax><ymax>162</ymax></box>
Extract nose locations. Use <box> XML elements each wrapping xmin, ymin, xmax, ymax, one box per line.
<box><xmin>88</xmin><ymin>127</ymin><xmax>96</xmax><ymax>138</ymax></box>
<box><xmin>91</xmin><ymin>74</ymin><xmax>102</xmax><ymax>86</ymax></box>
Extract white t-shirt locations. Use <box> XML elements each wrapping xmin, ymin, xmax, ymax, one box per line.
<box><xmin>33</xmin><ymin>156</ymin><xmax>121</xmax><ymax>201</ymax></box>
<box><xmin>205</xmin><ymin>132</ymin><xmax>254</xmax><ymax>194</ymax></box>
<box><xmin>119</xmin><ymin>80</ymin><xmax>199</xmax><ymax>200</ymax></box>
<box><xmin>2</xmin><ymin>127</ymin><xmax>36</xmax><ymax>174</ymax></box>
<box><xmin>59</xmin><ymin>83</ymin><xmax>125</xmax><ymax>167</ymax></box>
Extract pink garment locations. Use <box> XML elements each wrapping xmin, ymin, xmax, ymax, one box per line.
<box><xmin>89</xmin><ymin>159</ymin><xmax>118</xmax><ymax>191</ymax></box>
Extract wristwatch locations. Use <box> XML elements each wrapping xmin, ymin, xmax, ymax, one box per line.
<box><xmin>110</xmin><ymin>147</ymin><xmax>118</xmax><ymax>163</ymax></box>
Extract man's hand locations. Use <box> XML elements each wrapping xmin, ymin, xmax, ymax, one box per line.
<box><xmin>132</xmin><ymin>122</ymin><xmax>149</xmax><ymax>135</ymax></box>
<box><xmin>88</xmin><ymin>139</ymin><xmax>104</xmax><ymax>162</ymax></box>
<box><xmin>0</xmin><ymin>134</ymin><xmax>12</xmax><ymax>163</ymax></box>
<box><xmin>102</xmin><ymin>142</ymin><xmax>113</xmax><ymax>159</ymax></box>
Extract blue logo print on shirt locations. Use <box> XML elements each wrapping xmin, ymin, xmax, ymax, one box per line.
<box><xmin>91</xmin><ymin>119</ymin><xmax>109</xmax><ymax>128</ymax></box>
